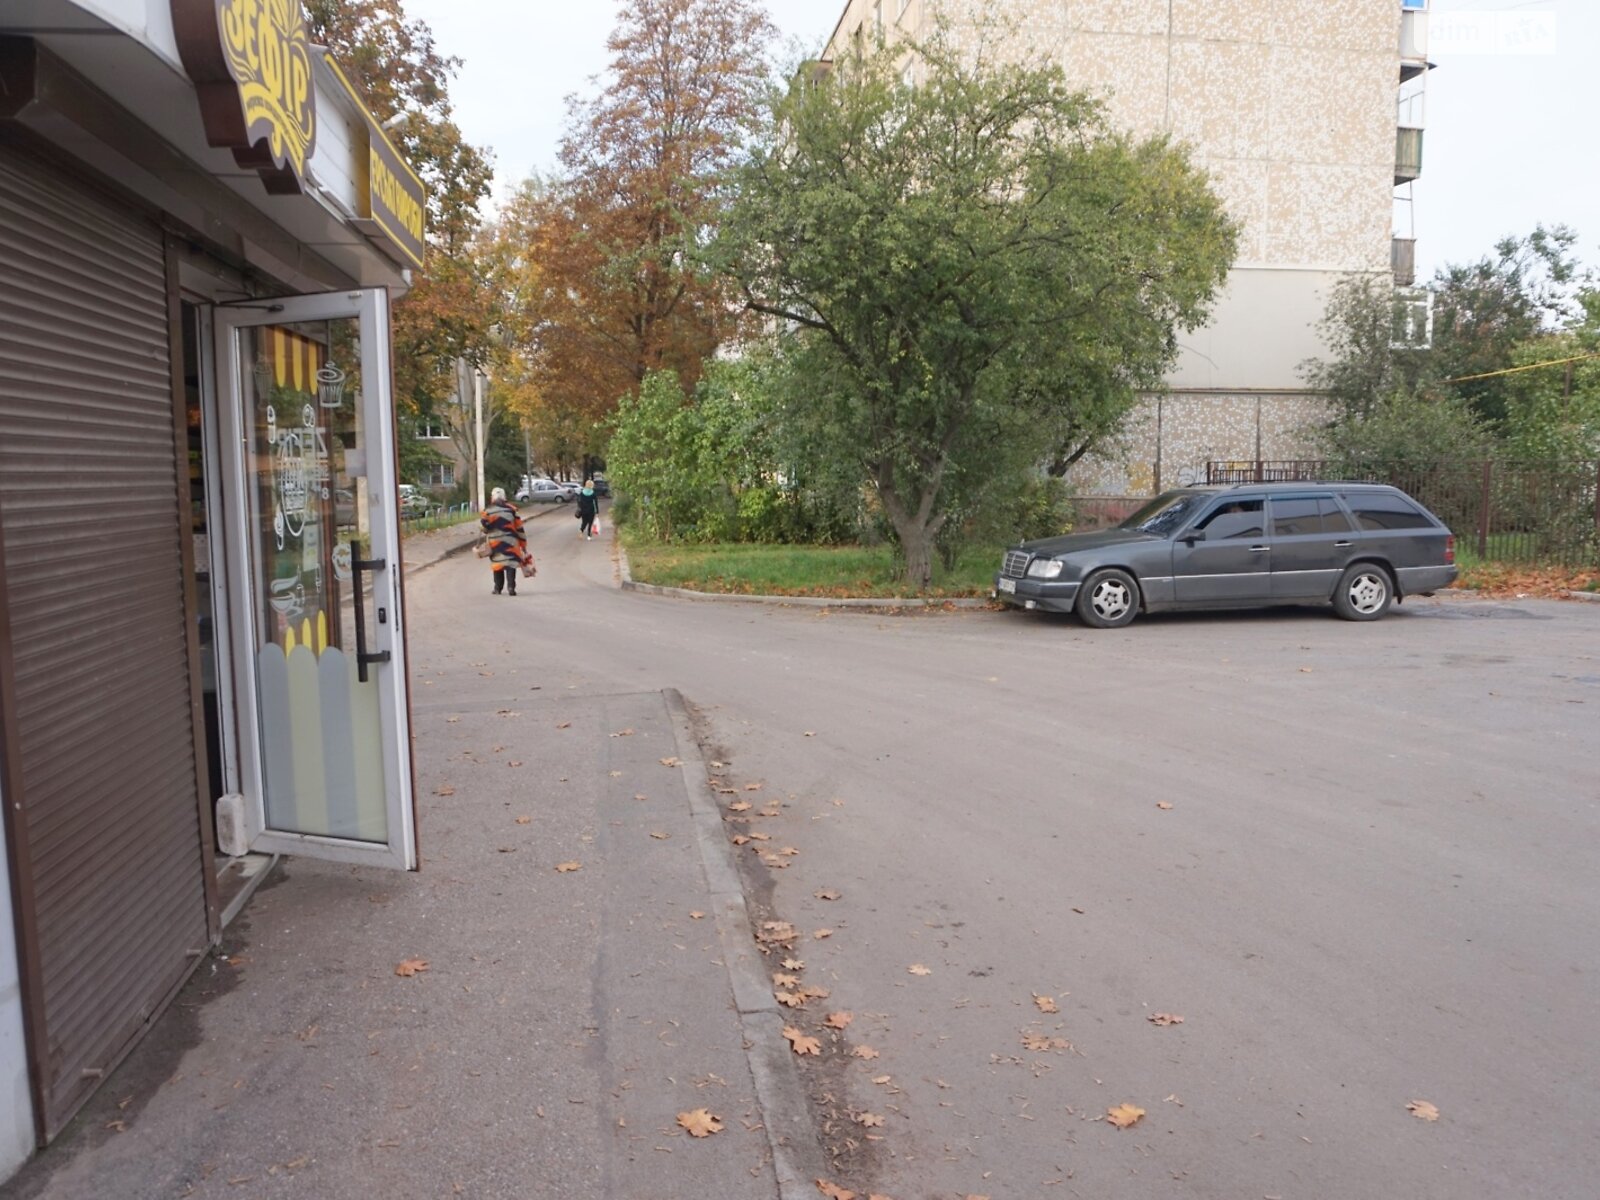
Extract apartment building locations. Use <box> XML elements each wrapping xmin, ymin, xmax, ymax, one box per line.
<box><xmin>825</xmin><ymin>0</ymin><xmax>1432</xmax><ymax>493</ymax></box>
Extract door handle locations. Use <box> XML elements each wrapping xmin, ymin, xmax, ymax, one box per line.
<box><xmin>1250</xmin><ymin>545</ymin><xmax>1270</xmax><ymax>553</ymax></box>
<box><xmin>1334</xmin><ymin>541</ymin><xmax>1353</xmax><ymax>548</ymax></box>
<box><xmin>350</xmin><ymin>541</ymin><xmax>392</xmax><ymax>683</ymax></box>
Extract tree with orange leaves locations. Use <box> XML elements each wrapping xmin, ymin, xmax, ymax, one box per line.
<box><xmin>518</xmin><ymin>0</ymin><xmax>775</xmax><ymax>450</ymax></box>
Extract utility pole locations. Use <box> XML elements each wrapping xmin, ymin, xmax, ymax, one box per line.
<box><xmin>474</xmin><ymin>368</ymin><xmax>486</xmax><ymax>512</ymax></box>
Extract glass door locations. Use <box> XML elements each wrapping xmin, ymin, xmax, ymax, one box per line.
<box><xmin>214</xmin><ymin>290</ymin><xmax>416</xmax><ymax>869</ymax></box>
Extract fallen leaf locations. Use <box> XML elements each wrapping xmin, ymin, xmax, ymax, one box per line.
<box><xmin>676</xmin><ymin>1108</ymin><xmax>724</xmax><ymax>1137</ymax></box>
<box><xmin>105</xmin><ymin>1120</ymin><xmax>127</xmax><ymax>1132</ymax></box>
<box><xmin>1106</xmin><ymin>1103</ymin><xmax>1145</xmax><ymax>1129</ymax></box>
<box><xmin>1156</xmin><ymin>801</ymin><xmax>1174</xmax><ymax>810</ymax></box>
<box><xmin>554</xmin><ymin>862</ymin><xmax>582</xmax><ymax>873</ymax></box>
<box><xmin>907</xmin><ymin>964</ymin><xmax>931</xmax><ymax>976</ymax></box>
<box><xmin>1033</xmin><ymin>994</ymin><xmax>1058</xmax><ymax>1014</ymax></box>
<box><xmin>815</xmin><ymin>1182</ymin><xmax>854</xmax><ymax>1200</ymax></box>
<box><xmin>1299</xmin><ymin>666</ymin><xmax>1314</xmax><ymax>673</ymax></box>
<box><xmin>508</xmin><ymin>760</ymin><xmax>523</xmax><ymax>768</ymax></box>
<box><xmin>731</xmin><ymin>835</ymin><xmax>750</xmax><ymax>845</ymax></box>
<box><xmin>758</xmin><ymin>921</ymin><xmax>798</xmax><ymax>943</ymax></box>
<box><xmin>775</xmin><ymin>991</ymin><xmax>806</xmax><ymax>1009</ymax></box>
<box><xmin>856</xmin><ymin>1111</ymin><xmax>884</xmax><ymax>1127</ymax></box>
<box><xmin>798</xmin><ymin>985</ymin><xmax>831</xmax><ymax>1001</ymax></box>
<box><xmin>851</xmin><ymin>1045</ymin><xmax>880</xmax><ymax>1060</ymax></box>
<box><xmin>729</xmin><ymin>801</ymin><xmax>753</xmax><ymax>812</ymax></box>
<box><xmin>608</xmin><ymin>770</ymin><xmax>622</xmax><ymax>778</ymax></box>
<box><xmin>433</xmin><ymin>785</ymin><xmax>456</xmax><ymax>797</ymax></box>
<box><xmin>659</xmin><ymin>757</ymin><xmax>682</xmax><ymax>767</ymax></box>
<box><xmin>813</xmin><ymin>928</ymin><xmax>833</xmax><ymax>940</ymax></box>
<box><xmin>744</xmin><ymin>782</ymin><xmax>763</xmax><ymax>791</ymax></box>
<box><xmin>1148</xmin><ymin>1012</ymin><xmax>1184</xmax><ymax>1026</ymax></box>
<box><xmin>649</xmin><ymin>832</ymin><xmax>671</xmax><ymax>840</ymax></box>
<box><xmin>689</xmin><ymin>911</ymin><xmax>705</xmax><ymax>920</ymax></box>
<box><xmin>611</xmin><ymin>728</ymin><xmax>635</xmax><ymax>738</ymax></box>
<box><xmin>1021</xmin><ymin>1033</ymin><xmax>1071</xmax><ymax>1052</ymax></box>
<box><xmin>779</xmin><ymin>846</ymin><xmax>800</xmax><ymax>857</ymax></box>
<box><xmin>633</xmin><ymin>793</ymin><xmax>648</xmax><ymax>801</ymax></box>
<box><xmin>773</xmin><ymin>973</ymin><xmax>802</xmax><ymax>989</ymax></box>
<box><xmin>782</xmin><ymin>958</ymin><xmax>805</xmax><ymax>970</ymax></box>
<box><xmin>556</xmin><ymin>721</ymin><xmax>571</xmax><ymax>729</ymax></box>
<box><xmin>514</xmin><ymin>816</ymin><xmax>532</xmax><ymax>825</ymax></box>
<box><xmin>871</xmin><ymin>1074</ymin><xmax>892</xmax><ymax>1084</ymax></box>
<box><xmin>748</xmin><ymin>831</ymin><xmax>772</xmax><ymax>842</ymax></box>
<box><xmin>1071</xmin><ymin>907</ymin><xmax>1085</xmax><ymax>915</ymax></box>
<box><xmin>815</xmin><ymin>889</ymin><xmax>842</xmax><ymax>901</ymax></box>
<box><xmin>784</xmin><ymin>1027</ymin><xmax>821</xmax><ymax>1056</ymax></box>
<box><xmin>1407</xmin><ymin>1100</ymin><xmax>1440</xmax><ymax>1122</ymax></box>
<box><xmin>445</xmin><ymin>716</ymin><xmax>461</xmax><ymax>724</ymax></box>
<box><xmin>824</xmin><ymin>1011</ymin><xmax>854</xmax><ymax>1029</ymax></box>
<box><xmin>394</xmin><ymin>958</ymin><xmax>429</xmax><ymax>978</ymax></box>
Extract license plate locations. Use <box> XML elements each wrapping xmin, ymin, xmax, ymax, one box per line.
<box><xmin>997</xmin><ymin>577</ymin><xmax>1016</xmax><ymax>594</ymax></box>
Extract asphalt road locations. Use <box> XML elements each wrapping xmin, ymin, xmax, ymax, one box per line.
<box><xmin>413</xmin><ymin>519</ymin><xmax>1600</xmax><ymax>1200</ymax></box>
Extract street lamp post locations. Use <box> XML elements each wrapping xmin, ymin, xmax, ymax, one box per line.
<box><xmin>474</xmin><ymin>368</ymin><xmax>486</xmax><ymax>513</ymax></box>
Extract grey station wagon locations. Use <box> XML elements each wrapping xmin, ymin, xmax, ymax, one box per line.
<box><xmin>995</xmin><ymin>483</ymin><xmax>1458</xmax><ymax>627</ymax></box>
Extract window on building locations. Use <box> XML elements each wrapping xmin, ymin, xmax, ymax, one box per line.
<box><xmin>417</xmin><ymin>418</ymin><xmax>446</xmax><ymax>439</ymax></box>
<box><xmin>422</xmin><ymin>462</ymin><xmax>455</xmax><ymax>488</ymax></box>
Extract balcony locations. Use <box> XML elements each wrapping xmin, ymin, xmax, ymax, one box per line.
<box><xmin>1395</xmin><ymin>127</ymin><xmax>1424</xmax><ymax>184</ymax></box>
<box><xmin>1391</xmin><ymin>236</ymin><xmax>1417</xmax><ymax>287</ymax></box>
<box><xmin>1400</xmin><ymin>8</ymin><xmax>1430</xmax><ymax>81</ymax></box>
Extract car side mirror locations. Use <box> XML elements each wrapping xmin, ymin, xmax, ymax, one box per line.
<box><xmin>1182</xmin><ymin>529</ymin><xmax>1207</xmax><ymax>544</ymax></box>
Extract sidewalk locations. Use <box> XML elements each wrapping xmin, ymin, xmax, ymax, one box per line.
<box><xmin>0</xmin><ymin>562</ymin><xmax>818</xmax><ymax>1198</ymax></box>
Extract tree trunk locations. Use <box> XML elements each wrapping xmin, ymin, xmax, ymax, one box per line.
<box><xmin>899</xmin><ymin>523</ymin><xmax>935</xmax><ymax>590</ymax></box>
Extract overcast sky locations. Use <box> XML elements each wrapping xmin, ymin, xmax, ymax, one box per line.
<box><xmin>402</xmin><ymin>0</ymin><xmax>1598</xmax><ymax>280</ymax></box>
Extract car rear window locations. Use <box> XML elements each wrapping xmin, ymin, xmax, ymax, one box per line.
<box><xmin>1270</xmin><ymin>495</ymin><xmax>1351</xmax><ymax>536</ymax></box>
<box><xmin>1344</xmin><ymin>492</ymin><xmax>1433</xmax><ymax>531</ymax></box>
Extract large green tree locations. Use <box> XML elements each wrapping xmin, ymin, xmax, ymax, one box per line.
<box><xmin>721</xmin><ymin>39</ymin><xmax>1237</xmax><ymax>585</ymax></box>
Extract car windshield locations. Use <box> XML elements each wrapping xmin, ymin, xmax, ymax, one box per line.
<box><xmin>1118</xmin><ymin>491</ymin><xmax>1208</xmax><ymax>536</ymax></box>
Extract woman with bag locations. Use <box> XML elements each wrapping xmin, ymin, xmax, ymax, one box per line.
<box><xmin>576</xmin><ymin>479</ymin><xmax>602</xmax><ymax>540</ymax></box>
<box><xmin>480</xmin><ymin>487</ymin><xmax>533</xmax><ymax>595</ymax></box>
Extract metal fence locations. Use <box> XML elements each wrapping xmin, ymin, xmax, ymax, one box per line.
<box><xmin>1204</xmin><ymin>460</ymin><xmax>1600</xmax><ymax>565</ymax></box>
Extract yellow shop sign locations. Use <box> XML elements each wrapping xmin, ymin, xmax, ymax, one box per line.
<box><xmin>173</xmin><ymin>0</ymin><xmax>318</xmax><ymax>195</ymax></box>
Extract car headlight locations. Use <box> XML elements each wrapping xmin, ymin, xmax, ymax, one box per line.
<box><xmin>1026</xmin><ymin>559</ymin><xmax>1065</xmax><ymax>580</ymax></box>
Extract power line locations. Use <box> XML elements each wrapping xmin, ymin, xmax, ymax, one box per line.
<box><xmin>1438</xmin><ymin>351</ymin><xmax>1600</xmax><ymax>385</ymax></box>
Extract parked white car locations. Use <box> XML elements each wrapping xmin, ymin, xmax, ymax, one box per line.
<box><xmin>516</xmin><ymin>478</ymin><xmax>574</xmax><ymax>504</ymax></box>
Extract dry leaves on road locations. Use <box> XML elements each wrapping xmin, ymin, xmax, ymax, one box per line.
<box><xmin>1407</xmin><ymin>1100</ymin><xmax>1440</xmax><ymax>1122</ymax></box>
<box><xmin>729</xmin><ymin>801</ymin><xmax>753</xmax><ymax>813</ymax></box>
<box><xmin>649</xmin><ymin>831</ymin><xmax>671</xmax><ymax>840</ymax></box>
<box><xmin>907</xmin><ymin>964</ymin><xmax>931</xmax><ymax>976</ymax></box>
<box><xmin>850</xmin><ymin>1045</ymin><xmax>880</xmax><ymax>1060</ymax></box>
<box><xmin>731</xmin><ymin>835</ymin><xmax>750</xmax><ymax>845</ymax></box>
<box><xmin>773</xmin><ymin>973</ymin><xmax>801</xmax><ymax>988</ymax></box>
<box><xmin>1021</xmin><ymin>1033</ymin><xmax>1071</xmax><ymax>1052</ymax></box>
<box><xmin>758</xmin><ymin>921</ymin><xmax>798</xmax><ymax>944</ymax></box>
<box><xmin>676</xmin><ymin>1108</ymin><xmax>723</xmax><ymax>1138</ymax></box>
<box><xmin>689</xmin><ymin>911</ymin><xmax>705</xmax><ymax>920</ymax></box>
<box><xmin>610</xmin><ymin>729</ymin><xmax>635</xmax><ymax>738</ymax></box>
<box><xmin>814</xmin><ymin>888</ymin><xmax>841</xmax><ymax>901</ymax></box>
<box><xmin>815</xmin><ymin>1182</ymin><xmax>854</xmax><ymax>1200</ymax></box>
<box><xmin>433</xmin><ymin>785</ymin><xmax>456</xmax><ymax>797</ymax></box>
<box><xmin>784</xmin><ymin>1027</ymin><xmax>821</xmax><ymax>1056</ymax></box>
<box><xmin>813</xmin><ymin>929</ymin><xmax>834</xmax><ymax>940</ymax></box>
<box><xmin>824</xmin><ymin>1011</ymin><xmax>854</xmax><ymax>1029</ymax></box>
<box><xmin>1106</xmin><ymin>1103</ymin><xmax>1145</xmax><ymax>1129</ymax></box>
<box><xmin>1156</xmin><ymin>801</ymin><xmax>1174</xmax><ymax>810</ymax></box>
<box><xmin>855</xmin><ymin>1111</ymin><xmax>884</xmax><ymax>1127</ymax></box>
<box><xmin>782</xmin><ymin>957</ymin><xmax>805</xmax><ymax>970</ymax></box>
<box><xmin>556</xmin><ymin>721</ymin><xmax>571</xmax><ymax>730</ymax></box>
<box><xmin>1033</xmin><ymin>994</ymin><xmax>1058</xmax><ymax>1014</ymax></box>
<box><xmin>659</xmin><ymin>757</ymin><xmax>681</xmax><ymax>768</ymax></box>
<box><xmin>514</xmin><ymin>816</ymin><xmax>532</xmax><ymax>825</ymax></box>
<box><xmin>554</xmin><ymin>862</ymin><xmax>583</xmax><ymax>873</ymax></box>
<box><xmin>394</xmin><ymin>958</ymin><xmax>429</xmax><ymax>978</ymax></box>
<box><xmin>1148</xmin><ymin>1012</ymin><xmax>1184</xmax><ymax>1026</ymax></box>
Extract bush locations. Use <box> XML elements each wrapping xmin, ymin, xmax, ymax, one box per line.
<box><xmin>1318</xmin><ymin>391</ymin><xmax>1495</xmax><ymax>473</ymax></box>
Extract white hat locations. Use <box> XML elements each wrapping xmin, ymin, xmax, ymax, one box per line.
<box><xmin>490</xmin><ymin>486</ymin><xmax>506</xmax><ymax>502</ymax></box>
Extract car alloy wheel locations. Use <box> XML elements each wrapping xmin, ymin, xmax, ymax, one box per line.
<box><xmin>1076</xmin><ymin>568</ymin><xmax>1139</xmax><ymax>628</ymax></box>
<box><xmin>1334</xmin><ymin>563</ymin><xmax>1392</xmax><ymax>621</ymax></box>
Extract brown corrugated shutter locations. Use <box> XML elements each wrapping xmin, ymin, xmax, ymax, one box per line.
<box><xmin>0</xmin><ymin>144</ymin><xmax>209</xmax><ymax>1138</ymax></box>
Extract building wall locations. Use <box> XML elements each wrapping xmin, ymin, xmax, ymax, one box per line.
<box><xmin>823</xmin><ymin>0</ymin><xmax>1402</xmax><ymax>481</ymax></box>
<box><xmin>0</xmin><ymin>775</ymin><xmax>37</xmax><ymax>1176</ymax></box>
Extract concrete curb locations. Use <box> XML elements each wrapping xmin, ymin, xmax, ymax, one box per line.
<box><xmin>622</xmin><ymin>578</ymin><xmax>992</xmax><ymax>610</ymax></box>
<box><xmin>660</xmin><ymin>687</ymin><xmax>826</xmax><ymax>1200</ymax></box>
<box><xmin>1565</xmin><ymin>589</ymin><xmax>1600</xmax><ymax>603</ymax></box>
